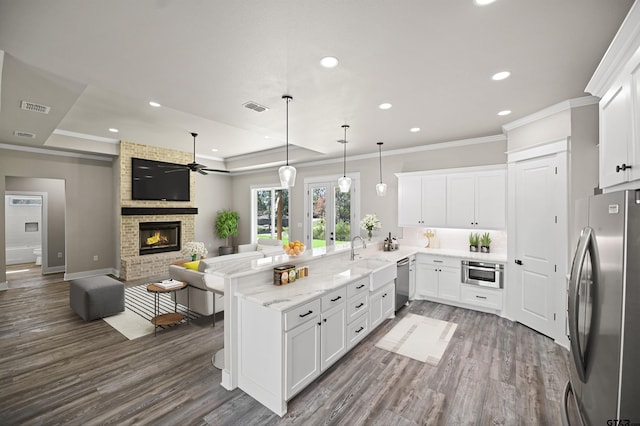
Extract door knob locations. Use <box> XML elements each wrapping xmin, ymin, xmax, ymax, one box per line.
<box><xmin>515</xmin><ymin>259</ymin><xmax>523</xmax><ymax>265</ymax></box>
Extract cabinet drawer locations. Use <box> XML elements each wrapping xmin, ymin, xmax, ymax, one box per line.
<box><xmin>321</xmin><ymin>287</ymin><xmax>347</xmax><ymax>312</ymax></box>
<box><xmin>417</xmin><ymin>254</ymin><xmax>459</xmax><ymax>269</ymax></box>
<box><xmin>347</xmin><ymin>292</ymin><xmax>368</xmax><ymax>323</ymax></box>
<box><xmin>461</xmin><ymin>285</ymin><xmax>503</xmax><ymax>310</ymax></box>
<box><xmin>284</xmin><ymin>299</ymin><xmax>321</xmax><ymax>331</ymax></box>
<box><xmin>346</xmin><ymin>277</ymin><xmax>369</xmax><ymax>298</ymax></box>
<box><xmin>347</xmin><ymin>314</ymin><xmax>369</xmax><ymax>349</ymax></box>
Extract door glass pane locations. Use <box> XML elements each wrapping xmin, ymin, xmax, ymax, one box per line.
<box><xmin>312</xmin><ymin>187</ymin><xmax>327</xmax><ymax>248</ymax></box>
<box><xmin>275</xmin><ymin>189</ymin><xmax>289</xmax><ymax>245</ymax></box>
<box><xmin>256</xmin><ymin>189</ymin><xmax>272</xmax><ymax>241</ymax></box>
<box><xmin>334</xmin><ymin>187</ymin><xmax>351</xmax><ymax>246</ymax></box>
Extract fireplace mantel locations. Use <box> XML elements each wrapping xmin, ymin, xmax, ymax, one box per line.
<box><xmin>121</xmin><ymin>207</ymin><xmax>198</xmax><ymax>216</ymax></box>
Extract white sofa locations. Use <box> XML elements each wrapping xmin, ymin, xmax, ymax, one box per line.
<box><xmin>169</xmin><ymin>239</ymin><xmax>283</xmax><ymax>315</ymax></box>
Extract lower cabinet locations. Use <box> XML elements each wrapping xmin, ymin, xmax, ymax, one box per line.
<box><xmin>285</xmin><ymin>314</ymin><xmax>321</xmax><ymax>399</ymax></box>
<box><xmin>370</xmin><ymin>281</ymin><xmax>395</xmax><ymax>329</ymax></box>
<box><xmin>238</xmin><ymin>275</ymin><xmax>394</xmax><ymax>416</ymax></box>
<box><xmin>415</xmin><ymin>255</ymin><xmax>460</xmax><ymax>301</ymax></box>
<box><xmin>460</xmin><ymin>284</ymin><xmax>503</xmax><ymax>310</ymax></box>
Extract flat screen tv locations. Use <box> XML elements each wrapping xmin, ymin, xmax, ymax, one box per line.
<box><xmin>131</xmin><ymin>157</ymin><xmax>190</xmax><ymax>201</ymax></box>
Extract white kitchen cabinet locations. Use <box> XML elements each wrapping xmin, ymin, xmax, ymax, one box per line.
<box><xmin>320</xmin><ymin>302</ymin><xmax>347</xmax><ymax>371</ymax></box>
<box><xmin>461</xmin><ymin>284</ymin><xmax>503</xmax><ymax>310</ymax></box>
<box><xmin>409</xmin><ymin>255</ymin><xmax>416</xmax><ymax>300</ymax></box>
<box><xmin>397</xmin><ymin>175</ymin><xmax>447</xmax><ymax>227</ymax></box>
<box><xmin>285</xmin><ymin>314</ymin><xmax>321</xmax><ymax>399</ymax></box>
<box><xmin>415</xmin><ymin>255</ymin><xmax>461</xmax><ymax>302</ymax></box>
<box><xmin>370</xmin><ymin>281</ymin><xmax>395</xmax><ymax>329</ymax></box>
<box><xmin>446</xmin><ymin>170</ymin><xmax>506</xmax><ymax>229</ymax></box>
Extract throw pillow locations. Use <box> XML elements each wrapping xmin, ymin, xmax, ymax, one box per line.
<box><xmin>183</xmin><ymin>260</ymin><xmax>200</xmax><ymax>271</ymax></box>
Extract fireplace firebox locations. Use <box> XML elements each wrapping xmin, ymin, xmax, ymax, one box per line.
<box><xmin>139</xmin><ymin>221</ymin><xmax>181</xmax><ymax>255</ymax></box>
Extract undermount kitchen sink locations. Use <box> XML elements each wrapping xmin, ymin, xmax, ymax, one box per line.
<box><xmin>350</xmin><ymin>258</ymin><xmax>397</xmax><ymax>291</ymax></box>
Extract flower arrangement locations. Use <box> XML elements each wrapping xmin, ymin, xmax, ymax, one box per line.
<box><xmin>360</xmin><ymin>213</ymin><xmax>382</xmax><ymax>240</ymax></box>
<box><xmin>181</xmin><ymin>242</ymin><xmax>208</xmax><ymax>260</ymax></box>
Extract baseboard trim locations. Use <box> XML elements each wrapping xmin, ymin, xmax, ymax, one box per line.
<box><xmin>64</xmin><ymin>268</ymin><xmax>118</xmax><ymax>281</ymax></box>
<box><xmin>0</xmin><ymin>281</ymin><xmax>8</xmax><ymax>291</ymax></box>
<box><xmin>43</xmin><ymin>265</ymin><xmax>66</xmax><ymax>274</ymax></box>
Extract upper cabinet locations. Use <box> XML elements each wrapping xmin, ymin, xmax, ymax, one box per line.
<box><xmin>585</xmin><ymin>3</ymin><xmax>640</xmax><ymax>191</ymax></box>
<box><xmin>397</xmin><ymin>166</ymin><xmax>506</xmax><ymax>230</ymax></box>
<box><xmin>397</xmin><ymin>175</ymin><xmax>446</xmax><ymax>227</ymax></box>
<box><xmin>447</xmin><ymin>170</ymin><xmax>506</xmax><ymax>229</ymax></box>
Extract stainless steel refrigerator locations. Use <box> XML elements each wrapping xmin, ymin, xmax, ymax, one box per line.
<box><xmin>563</xmin><ymin>190</ymin><xmax>640</xmax><ymax>425</ymax></box>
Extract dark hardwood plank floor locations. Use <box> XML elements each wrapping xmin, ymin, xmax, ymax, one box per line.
<box><xmin>0</xmin><ymin>267</ymin><xmax>570</xmax><ymax>425</ymax></box>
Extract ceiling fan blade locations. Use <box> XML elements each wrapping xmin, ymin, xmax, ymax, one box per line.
<box><xmin>201</xmin><ymin>168</ymin><xmax>230</xmax><ymax>174</ymax></box>
<box><xmin>197</xmin><ymin>169</ymin><xmax>208</xmax><ymax>175</ymax></box>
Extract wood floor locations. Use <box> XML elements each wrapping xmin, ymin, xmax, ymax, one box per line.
<box><xmin>0</xmin><ymin>264</ymin><xmax>571</xmax><ymax>425</ymax></box>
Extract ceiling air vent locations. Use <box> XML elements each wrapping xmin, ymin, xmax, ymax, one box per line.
<box><xmin>21</xmin><ymin>100</ymin><xmax>51</xmax><ymax>114</ymax></box>
<box><xmin>242</xmin><ymin>101</ymin><xmax>269</xmax><ymax>113</ymax></box>
<box><xmin>14</xmin><ymin>130</ymin><xmax>36</xmax><ymax>138</ymax></box>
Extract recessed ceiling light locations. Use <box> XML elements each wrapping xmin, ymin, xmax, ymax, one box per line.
<box><xmin>410</xmin><ymin>127</ymin><xmax>421</xmax><ymax>133</ymax></box>
<box><xmin>211</xmin><ymin>148</ymin><xmax>219</xmax><ymax>152</ymax></box>
<box><xmin>108</xmin><ymin>128</ymin><xmax>119</xmax><ymax>133</ymax></box>
<box><xmin>378</xmin><ymin>103</ymin><xmax>392</xmax><ymax>110</ymax></box>
<box><xmin>474</xmin><ymin>0</ymin><xmax>496</xmax><ymax>5</ymax></box>
<box><xmin>149</xmin><ymin>101</ymin><xmax>161</xmax><ymax>107</ymax></box>
<box><xmin>492</xmin><ymin>71</ymin><xmax>511</xmax><ymax>81</ymax></box>
<box><xmin>498</xmin><ymin>110</ymin><xmax>512</xmax><ymax>116</ymax></box>
<box><xmin>320</xmin><ymin>56</ymin><xmax>339</xmax><ymax>68</ymax></box>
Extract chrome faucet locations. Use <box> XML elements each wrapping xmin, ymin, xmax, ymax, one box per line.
<box><xmin>350</xmin><ymin>235</ymin><xmax>366</xmax><ymax>261</ymax></box>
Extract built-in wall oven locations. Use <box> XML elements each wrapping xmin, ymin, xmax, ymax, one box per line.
<box><xmin>461</xmin><ymin>260</ymin><xmax>504</xmax><ymax>289</ymax></box>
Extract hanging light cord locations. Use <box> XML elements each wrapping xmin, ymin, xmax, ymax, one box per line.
<box><xmin>378</xmin><ymin>142</ymin><xmax>383</xmax><ymax>183</ymax></box>
<box><xmin>342</xmin><ymin>125</ymin><xmax>349</xmax><ymax>177</ymax></box>
<box><xmin>283</xmin><ymin>95</ymin><xmax>292</xmax><ymax>166</ymax></box>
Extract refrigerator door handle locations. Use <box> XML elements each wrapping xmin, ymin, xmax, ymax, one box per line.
<box><xmin>562</xmin><ymin>380</ymin><xmax>585</xmax><ymax>426</ymax></box>
<box><xmin>568</xmin><ymin>226</ymin><xmax>594</xmax><ymax>383</ymax></box>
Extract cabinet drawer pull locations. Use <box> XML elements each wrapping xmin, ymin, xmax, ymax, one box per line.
<box><xmin>475</xmin><ymin>295</ymin><xmax>487</xmax><ymax>300</ymax></box>
<box><xmin>433</xmin><ymin>260</ymin><xmax>443</xmax><ymax>263</ymax></box>
<box><xmin>356</xmin><ymin>284</ymin><xmax>365</xmax><ymax>290</ymax></box>
<box><xmin>355</xmin><ymin>326</ymin><xmax>364</xmax><ymax>333</ymax></box>
<box><xmin>356</xmin><ymin>302</ymin><xmax>364</xmax><ymax>309</ymax></box>
<box><xmin>330</xmin><ymin>296</ymin><xmax>342</xmax><ymax>302</ymax></box>
<box><xmin>299</xmin><ymin>310</ymin><xmax>313</xmax><ymax>318</ymax></box>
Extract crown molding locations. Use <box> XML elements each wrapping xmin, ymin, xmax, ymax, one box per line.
<box><xmin>0</xmin><ymin>142</ymin><xmax>114</xmax><ymax>161</ymax></box>
<box><xmin>501</xmin><ymin>96</ymin><xmax>599</xmax><ymax>133</ymax></box>
<box><xmin>585</xmin><ymin>2</ymin><xmax>640</xmax><ymax>98</ymax></box>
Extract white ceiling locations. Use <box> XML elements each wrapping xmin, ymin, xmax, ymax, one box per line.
<box><xmin>0</xmin><ymin>0</ymin><xmax>634</xmax><ymax>171</ymax></box>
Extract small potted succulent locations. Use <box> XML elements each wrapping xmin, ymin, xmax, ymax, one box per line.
<box><xmin>469</xmin><ymin>232</ymin><xmax>479</xmax><ymax>252</ymax></box>
<box><xmin>480</xmin><ymin>232</ymin><xmax>492</xmax><ymax>253</ymax></box>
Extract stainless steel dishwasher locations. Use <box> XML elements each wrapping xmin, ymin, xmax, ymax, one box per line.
<box><xmin>396</xmin><ymin>257</ymin><xmax>410</xmax><ymax>311</ymax></box>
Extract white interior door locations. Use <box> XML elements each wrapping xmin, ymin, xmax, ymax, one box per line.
<box><xmin>513</xmin><ymin>155</ymin><xmax>559</xmax><ymax>338</ymax></box>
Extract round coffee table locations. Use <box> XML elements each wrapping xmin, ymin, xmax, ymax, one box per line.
<box><xmin>146</xmin><ymin>281</ymin><xmax>189</xmax><ymax>336</ymax></box>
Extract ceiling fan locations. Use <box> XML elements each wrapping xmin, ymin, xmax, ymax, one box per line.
<box><xmin>170</xmin><ymin>132</ymin><xmax>229</xmax><ymax>175</ymax></box>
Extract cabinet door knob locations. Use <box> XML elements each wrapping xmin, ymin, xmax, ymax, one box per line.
<box><xmin>515</xmin><ymin>259</ymin><xmax>523</xmax><ymax>265</ymax></box>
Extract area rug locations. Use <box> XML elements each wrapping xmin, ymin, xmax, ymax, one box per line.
<box><xmin>375</xmin><ymin>313</ymin><xmax>457</xmax><ymax>366</ymax></box>
<box><xmin>103</xmin><ymin>284</ymin><xmax>200</xmax><ymax>340</ymax></box>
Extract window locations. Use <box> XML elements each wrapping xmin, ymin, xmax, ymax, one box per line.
<box><xmin>252</xmin><ymin>187</ymin><xmax>290</xmax><ymax>244</ymax></box>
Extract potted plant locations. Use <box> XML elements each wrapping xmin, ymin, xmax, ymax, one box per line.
<box><xmin>215</xmin><ymin>209</ymin><xmax>239</xmax><ymax>256</ymax></box>
<box><xmin>480</xmin><ymin>232</ymin><xmax>491</xmax><ymax>253</ymax></box>
<box><xmin>469</xmin><ymin>232</ymin><xmax>479</xmax><ymax>252</ymax></box>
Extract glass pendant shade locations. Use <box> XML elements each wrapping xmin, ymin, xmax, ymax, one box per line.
<box><xmin>338</xmin><ymin>176</ymin><xmax>352</xmax><ymax>193</ymax></box>
<box><xmin>279</xmin><ymin>165</ymin><xmax>296</xmax><ymax>188</ymax></box>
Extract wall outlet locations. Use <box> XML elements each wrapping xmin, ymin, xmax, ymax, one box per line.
<box><xmin>93</xmin><ymin>255</ymin><xmax>99</xmax><ymax>261</ymax></box>
<box><xmin>57</xmin><ymin>252</ymin><xmax>63</xmax><ymax>258</ymax></box>
<box><xmin>297</xmin><ymin>222</ymin><xmax>302</xmax><ymax>228</ymax></box>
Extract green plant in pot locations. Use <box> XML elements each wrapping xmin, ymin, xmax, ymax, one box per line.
<box><xmin>215</xmin><ymin>209</ymin><xmax>239</xmax><ymax>256</ymax></box>
<box><xmin>480</xmin><ymin>232</ymin><xmax>492</xmax><ymax>253</ymax></box>
<box><xmin>469</xmin><ymin>232</ymin><xmax>479</xmax><ymax>252</ymax></box>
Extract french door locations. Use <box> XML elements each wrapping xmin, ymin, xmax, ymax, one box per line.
<box><xmin>305</xmin><ymin>179</ymin><xmax>358</xmax><ymax>249</ymax></box>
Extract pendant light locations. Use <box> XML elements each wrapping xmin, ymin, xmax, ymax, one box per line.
<box><xmin>376</xmin><ymin>142</ymin><xmax>387</xmax><ymax>197</ymax></box>
<box><xmin>278</xmin><ymin>94</ymin><xmax>296</xmax><ymax>187</ymax></box>
<box><xmin>338</xmin><ymin>124</ymin><xmax>352</xmax><ymax>193</ymax></box>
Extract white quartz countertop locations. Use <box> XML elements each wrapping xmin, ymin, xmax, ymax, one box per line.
<box><xmin>233</xmin><ymin>242</ymin><xmax>506</xmax><ymax>312</ymax></box>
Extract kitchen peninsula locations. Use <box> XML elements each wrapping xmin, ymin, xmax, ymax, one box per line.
<box><xmin>208</xmin><ymin>242</ymin><xmax>506</xmax><ymax>416</ymax></box>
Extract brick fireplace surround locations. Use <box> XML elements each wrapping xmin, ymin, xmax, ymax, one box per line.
<box><xmin>119</xmin><ymin>141</ymin><xmax>196</xmax><ymax>281</ymax></box>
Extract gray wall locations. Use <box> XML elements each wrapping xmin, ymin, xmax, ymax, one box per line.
<box><xmin>5</xmin><ymin>176</ymin><xmax>66</xmax><ymax>269</ymax></box>
<box><xmin>231</xmin><ymin>139</ymin><xmax>507</xmax><ymax>245</ymax></box>
<box><xmin>0</xmin><ymin>148</ymin><xmax>115</xmax><ymax>284</ymax></box>
<box><xmin>194</xmin><ymin>172</ymin><xmax>233</xmax><ymax>256</ymax></box>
